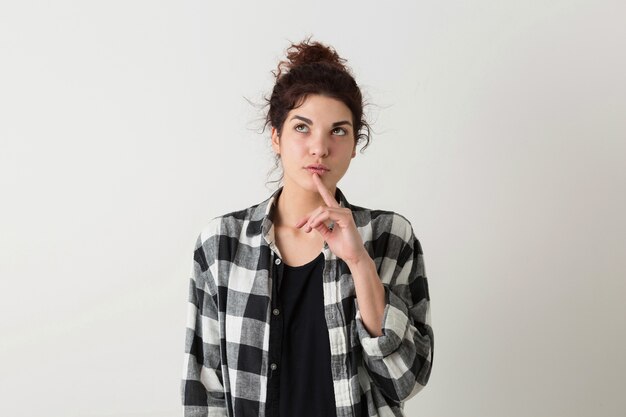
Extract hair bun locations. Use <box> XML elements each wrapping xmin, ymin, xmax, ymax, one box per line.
<box><xmin>275</xmin><ymin>38</ymin><xmax>348</xmax><ymax>78</ymax></box>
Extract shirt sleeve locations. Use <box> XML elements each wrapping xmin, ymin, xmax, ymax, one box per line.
<box><xmin>181</xmin><ymin>233</ymin><xmax>228</xmax><ymax>417</ymax></box>
<box><xmin>354</xmin><ymin>216</ymin><xmax>434</xmax><ymax>403</ymax></box>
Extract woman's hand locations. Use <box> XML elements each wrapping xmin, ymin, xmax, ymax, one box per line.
<box><xmin>295</xmin><ymin>173</ymin><xmax>370</xmax><ymax>265</ymax></box>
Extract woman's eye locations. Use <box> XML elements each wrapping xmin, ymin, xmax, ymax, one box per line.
<box><xmin>332</xmin><ymin>127</ymin><xmax>347</xmax><ymax>136</ymax></box>
<box><xmin>295</xmin><ymin>124</ymin><xmax>309</xmax><ymax>133</ymax></box>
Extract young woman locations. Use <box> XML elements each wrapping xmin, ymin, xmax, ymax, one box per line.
<box><xmin>182</xmin><ymin>39</ymin><xmax>433</xmax><ymax>417</ymax></box>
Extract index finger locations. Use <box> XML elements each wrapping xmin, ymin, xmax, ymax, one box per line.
<box><xmin>311</xmin><ymin>173</ymin><xmax>340</xmax><ymax>208</ymax></box>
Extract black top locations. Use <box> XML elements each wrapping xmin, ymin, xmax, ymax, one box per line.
<box><xmin>277</xmin><ymin>251</ymin><xmax>338</xmax><ymax>417</ymax></box>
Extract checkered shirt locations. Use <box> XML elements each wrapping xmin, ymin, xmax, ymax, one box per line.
<box><xmin>182</xmin><ymin>186</ymin><xmax>433</xmax><ymax>416</ymax></box>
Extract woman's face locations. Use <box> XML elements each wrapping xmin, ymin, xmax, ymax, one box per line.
<box><xmin>271</xmin><ymin>94</ymin><xmax>357</xmax><ymax>193</ymax></box>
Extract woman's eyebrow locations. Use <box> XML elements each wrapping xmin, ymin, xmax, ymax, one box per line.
<box><xmin>290</xmin><ymin>115</ymin><xmax>313</xmax><ymax>124</ymax></box>
<box><xmin>290</xmin><ymin>115</ymin><xmax>352</xmax><ymax>127</ymax></box>
<box><xmin>332</xmin><ymin>120</ymin><xmax>352</xmax><ymax>127</ymax></box>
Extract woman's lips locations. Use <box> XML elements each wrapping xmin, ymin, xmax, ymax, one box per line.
<box><xmin>305</xmin><ymin>167</ymin><xmax>329</xmax><ymax>175</ymax></box>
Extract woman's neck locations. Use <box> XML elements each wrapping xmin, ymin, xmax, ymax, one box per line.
<box><xmin>274</xmin><ymin>183</ymin><xmax>337</xmax><ymax>230</ymax></box>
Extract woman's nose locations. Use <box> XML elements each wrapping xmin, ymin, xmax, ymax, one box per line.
<box><xmin>309</xmin><ymin>132</ymin><xmax>329</xmax><ymax>157</ymax></box>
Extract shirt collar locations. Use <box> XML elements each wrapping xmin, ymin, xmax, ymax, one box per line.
<box><xmin>245</xmin><ymin>186</ymin><xmax>352</xmax><ymax>245</ymax></box>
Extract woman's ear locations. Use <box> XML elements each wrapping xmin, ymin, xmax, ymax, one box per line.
<box><xmin>271</xmin><ymin>127</ymin><xmax>280</xmax><ymax>155</ymax></box>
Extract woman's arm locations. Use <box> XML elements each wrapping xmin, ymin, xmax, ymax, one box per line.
<box><xmin>352</xmin><ymin>216</ymin><xmax>434</xmax><ymax>403</ymax></box>
<box><xmin>181</xmin><ymin>233</ymin><xmax>228</xmax><ymax>417</ymax></box>
<box><xmin>345</xmin><ymin>254</ymin><xmax>386</xmax><ymax>337</ymax></box>
<box><xmin>296</xmin><ymin>175</ymin><xmax>434</xmax><ymax>402</ymax></box>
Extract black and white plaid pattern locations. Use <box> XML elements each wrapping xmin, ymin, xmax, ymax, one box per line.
<box><xmin>182</xmin><ymin>186</ymin><xmax>433</xmax><ymax>417</ymax></box>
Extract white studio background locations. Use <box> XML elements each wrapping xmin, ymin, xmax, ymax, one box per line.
<box><xmin>1</xmin><ymin>1</ymin><xmax>625</xmax><ymax>416</ymax></box>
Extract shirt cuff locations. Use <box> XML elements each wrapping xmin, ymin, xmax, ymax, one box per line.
<box><xmin>354</xmin><ymin>286</ymin><xmax>410</xmax><ymax>359</ymax></box>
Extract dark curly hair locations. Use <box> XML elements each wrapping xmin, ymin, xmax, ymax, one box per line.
<box><xmin>264</xmin><ymin>37</ymin><xmax>371</xmax><ymax>188</ymax></box>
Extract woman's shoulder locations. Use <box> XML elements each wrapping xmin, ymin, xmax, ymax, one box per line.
<box><xmin>349</xmin><ymin>202</ymin><xmax>417</xmax><ymax>243</ymax></box>
<box><xmin>191</xmin><ymin>203</ymin><xmax>260</xmax><ymax>273</ymax></box>
<box><xmin>195</xmin><ymin>198</ymin><xmax>269</xmax><ymax>248</ymax></box>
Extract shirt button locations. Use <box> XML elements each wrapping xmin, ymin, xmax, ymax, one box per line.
<box><xmin>273</xmin><ymin>308</ymin><xmax>280</xmax><ymax>316</ymax></box>
<box><xmin>270</xmin><ymin>363</ymin><xmax>278</xmax><ymax>370</ymax></box>
<box><xmin>275</xmin><ymin>258</ymin><xmax>281</xmax><ymax>265</ymax></box>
